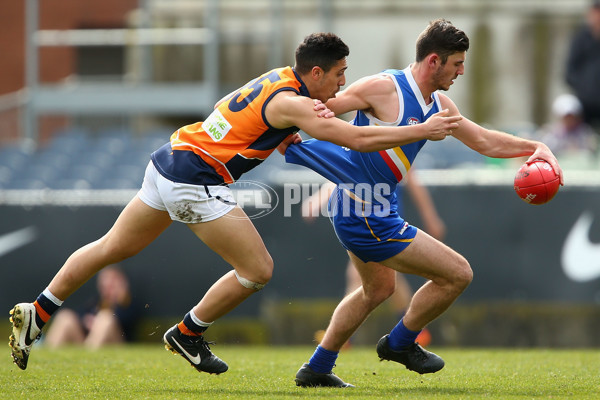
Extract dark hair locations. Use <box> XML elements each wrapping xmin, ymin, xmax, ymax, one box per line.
<box><xmin>294</xmin><ymin>32</ymin><xmax>349</xmax><ymax>74</ymax></box>
<box><xmin>416</xmin><ymin>19</ymin><xmax>470</xmax><ymax>64</ymax></box>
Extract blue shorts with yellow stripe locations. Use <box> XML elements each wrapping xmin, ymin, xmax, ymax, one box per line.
<box><xmin>328</xmin><ymin>186</ymin><xmax>417</xmax><ymax>263</ymax></box>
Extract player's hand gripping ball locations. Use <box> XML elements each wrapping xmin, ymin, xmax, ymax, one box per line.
<box><xmin>514</xmin><ymin>160</ymin><xmax>560</xmax><ymax>205</ymax></box>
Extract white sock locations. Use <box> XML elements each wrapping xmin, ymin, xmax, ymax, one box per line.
<box><xmin>190</xmin><ymin>309</ymin><xmax>213</xmax><ymax>327</ymax></box>
<box><xmin>42</xmin><ymin>288</ymin><xmax>64</xmax><ymax>306</ymax></box>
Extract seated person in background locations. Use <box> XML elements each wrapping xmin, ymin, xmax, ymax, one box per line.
<box><xmin>537</xmin><ymin>94</ymin><xmax>598</xmax><ymax>161</ymax></box>
<box><xmin>44</xmin><ymin>265</ymin><xmax>138</xmax><ymax>349</ymax></box>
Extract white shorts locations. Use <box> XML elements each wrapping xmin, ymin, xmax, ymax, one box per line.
<box><xmin>138</xmin><ymin>162</ymin><xmax>236</xmax><ymax>223</ymax></box>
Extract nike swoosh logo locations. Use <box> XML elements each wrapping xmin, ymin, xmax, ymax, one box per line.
<box><xmin>24</xmin><ymin>310</ymin><xmax>34</xmax><ymax>346</ymax></box>
<box><xmin>0</xmin><ymin>227</ymin><xmax>38</xmax><ymax>258</ymax></box>
<box><xmin>171</xmin><ymin>337</ymin><xmax>201</xmax><ymax>365</ymax></box>
<box><xmin>561</xmin><ymin>211</ymin><xmax>600</xmax><ymax>282</ymax></box>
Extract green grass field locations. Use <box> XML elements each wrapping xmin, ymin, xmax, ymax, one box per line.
<box><xmin>1</xmin><ymin>345</ymin><xmax>598</xmax><ymax>400</ymax></box>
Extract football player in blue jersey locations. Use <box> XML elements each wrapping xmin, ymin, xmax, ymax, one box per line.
<box><xmin>287</xmin><ymin>19</ymin><xmax>563</xmax><ymax>387</ymax></box>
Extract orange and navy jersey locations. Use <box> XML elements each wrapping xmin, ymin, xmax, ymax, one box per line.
<box><xmin>152</xmin><ymin>66</ymin><xmax>309</xmax><ymax>185</ymax></box>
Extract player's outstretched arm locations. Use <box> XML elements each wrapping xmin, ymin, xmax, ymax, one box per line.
<box><xmin>276</xmin><ymin>99</ymin><xmax>333</xmax><ymax>155</ymax></box>
<box><xmin>267</xmin><ymin>92</ymin><xmax>460</xmax><ymax>152</ymax></box>
<box><xmin>440</xmin><ymin>94</ymin><xmax>564</xmax><ymax>185</ymax></box>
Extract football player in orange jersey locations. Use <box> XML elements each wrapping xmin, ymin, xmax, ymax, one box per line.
<box><xmin>9</xmin><ymin>33</ymin><xmax>461</xmax><ymax>374</ymax></box>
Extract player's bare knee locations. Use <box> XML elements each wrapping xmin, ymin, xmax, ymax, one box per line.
<box><xmin>375</xmin><ymin>281</ymin><xmax>396</xmax><ymax>302</ymax></box>
<box><xmin>362</xmin><ymin>279</ymin><xmax>395</xmax><ymax>305</ymax></box>
<box><xmin>453</xmin><ymin>259</ymin><xmax>473</xmax><ymax>291</ymax></box>
<box><xmin>371</xmin><ymin>290</ymin><xmax>394</xmax><ymax>307</ymax></box>
<box><xmin>255</xmin><ymin>254</ymin><xmax>274</xmax><ymax>282</ymax></box>
<box><xmin>233</xmin><ymin>253</ymin><xmax>273</xmax><ymax>290</ymax></box>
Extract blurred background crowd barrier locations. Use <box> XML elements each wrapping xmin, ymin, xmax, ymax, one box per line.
<box><xmin>1</xmin><ymin>0</ymin><xmax>599</xmax><ymax>346</ymax></box>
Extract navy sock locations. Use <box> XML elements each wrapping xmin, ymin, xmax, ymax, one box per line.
<box><xmin>33</xmin><ymin>293</ymin><xmax>61</xmax><ymax>329</ymax></box>
<box><xmin>387</xmin><ymin>318</ymin><xmax>421</xmax><ymax>351</ymax></box>
<box><xmin>178</xmin><ymin>312</ymin><xmax>210</xmax><ymax>339</ymax></box>
<box><xmin>308</xmin><ymin>345</ymin><xmax>339</xmax><ymax>374</ymax></box>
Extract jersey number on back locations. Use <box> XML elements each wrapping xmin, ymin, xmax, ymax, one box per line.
<box><xmin>228</xmin><ymin>71</ymin><xmax>282</xmax><ymax>112</ymax></box>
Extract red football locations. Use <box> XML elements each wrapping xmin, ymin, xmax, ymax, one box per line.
<box><xmin>514</xmin><ymin>160</ymin><xmax>560</xmax><ymax>205</ymax></box>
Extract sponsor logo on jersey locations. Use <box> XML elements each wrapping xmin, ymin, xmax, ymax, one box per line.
<box><xmin>202</xmin><ymin>109</ymin><xmax>232</xmax><ymax>142</ymax></box>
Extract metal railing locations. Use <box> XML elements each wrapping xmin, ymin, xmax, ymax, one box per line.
<box><xmin>22</xmin><ymin>0</ymin><xmax>223</xmax><ymax>142</ymax></box>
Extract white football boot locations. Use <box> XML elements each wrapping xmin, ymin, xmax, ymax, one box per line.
<box><xmin>9</xmin><ymin>303</ymin><xmax>42</xmax><ymax>370</ymax></box>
